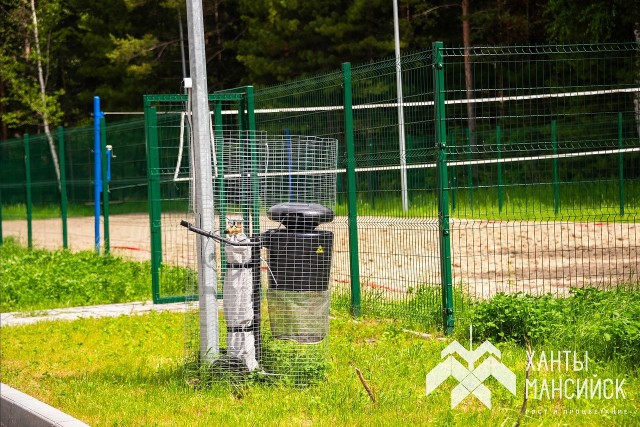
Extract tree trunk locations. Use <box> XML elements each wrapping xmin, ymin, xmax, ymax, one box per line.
<box><xmin>30</xmin><ymin>0</ymin><xmax>61</xmax><ymax>191</ymax></box>
<box><xmin>462</xmin><ymin>0</ymin><xmax>476</xmax><ymax>145</ymax></box>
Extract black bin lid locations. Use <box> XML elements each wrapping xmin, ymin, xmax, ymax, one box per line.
<box><xmin>267</xmin><ymin>202</ymin><xmax>334</xmax><ymax>231</ymax></box>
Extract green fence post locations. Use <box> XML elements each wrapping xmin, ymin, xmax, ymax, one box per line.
<box><xmin>237</xmin><ymin>98</ymin><xmax>251</xmax><ymax>231</ymax></box>
<box><xmin>100</xmin><ymin>116</ymin><xmax>110</xmax><ymax>254</ymax></box>
<box><xmin>406</xmin><ymin>134</ymin><xmax>413</xmax><ymax>205</ymax></box>
<box><xmin>450</xmin><ymin>132</ymin><xmax>456</xmax><ymax>212</ymax></box>
<box><xmin>466</xmin><ymin>127</ymin><xmax>473</xmax><ymax>213</ymax></box>
<box><xmin>618</xmin><ymin>112</ymin><xmax>624</xmax><ymax>216</ymax></box>
<box><xmin>434</xmin><ymin>41</ymin><xmax>454</xmax><ymax>335</ymax></box>
<box><xmin>552</xmin><ymin>120</ymin><xmax>559</xmax><ymax>215</ymax></box>
<box><xmin>367</xmin><ymin>138</ymin><xmax>375</xmax><ymax>209</ymax></box>
<box><xmin>247</xmin><ymin>86</ymin><xmax>260</xmax><ymax>236</ymax></box>
<box><xmin>58</xmin><ymin>126</ymin><xmax>68</xmax><ymax>249</ymax></box>
<box><xmin>497</xmin><ymin>125</ymin><xmax>503</xmax><ymax>213</ymax></box>
<box><xmin>215</xmin><ymin>101</ymin><xmax>227</xmax><ymax>279</ymax></box>
<box><xmin>24</xmin><ymin>133</ymin><xmax>33</xmax><ymax>248</ymax></box>
<box><xmin>145</xmin><ymin>103</ymin><xmax>162</xmax><ymax>303</ymax></box>
<box><xmin>342</xmin><ymin>62</ymin><xmax>362</xmax><ymax>318</ymax></box>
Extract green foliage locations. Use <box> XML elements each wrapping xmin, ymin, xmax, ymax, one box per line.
<box><xmin>0</xmin><ymin>0</ymin><xmax>65</xmax><ymax>132</ymax></box>
<box><xmin>0</xmin><ymin>238</ymin><xmax>186</xmax><ymax>311</ymax></box>
<box><xmin>466</xmin><ymin>288</ymin><xmax>640</xmax><ymax>365</ymax></box>
<box><xmin>545</xmin><ymin>0</ymin><xmax>637</xmax><ymax>43</ymax></box>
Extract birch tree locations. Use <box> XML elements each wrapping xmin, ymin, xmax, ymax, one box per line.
<box><xmin>29</xmin><ymin>0</ymin><xmax>61</xmax><ymax>190</ymax></box>
<box><xmin>0</xmin><ymin>0</ymin><xmax>63</xmax><ymax>188</ymax></box>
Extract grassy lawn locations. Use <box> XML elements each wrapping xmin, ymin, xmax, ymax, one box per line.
<box><xmin>1</xmin><ymin>230</ymin><xmax>639</xmax><ymax>426</ymax></box>
<box><xmin>0</xmin><ymin>238</ymin><xmax>185</xmax><ymax>312</ymax></box>
<box><xmin>1</xmin><ymin>310</ymin><xmax>638</xmax><ymax>426</ymax></box>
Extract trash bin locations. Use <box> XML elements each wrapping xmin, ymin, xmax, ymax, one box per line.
<box><xmin>262</xmin><ymin>202</ymin><xmax>334</xmax><ymax>343</ymax></box>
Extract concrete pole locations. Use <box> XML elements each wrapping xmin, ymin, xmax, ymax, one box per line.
<box><xmin>186</xmin><ymin>0</ymin><xmax>218</xmax><ymax>361</ymax></box>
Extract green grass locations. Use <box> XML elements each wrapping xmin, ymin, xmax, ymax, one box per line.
<box><xmin>0</xmin><ymin>238</ymin><xmax>186</xmax><ymax>312</ymax></box>
<box><xmin>1</xmin><ymin>310</ymin><xmax>638</xmax><ymax>426</ymax></box>
<box><xmin>1</xmin><ymin>242</ymin><xmax>639</xmax><ymax>425</ymax></box>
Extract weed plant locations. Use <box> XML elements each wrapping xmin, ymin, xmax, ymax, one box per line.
<box><xmin>460</xmin><ymin>287</ymin><xmax>640</xmax><ymax>368</ymax></box>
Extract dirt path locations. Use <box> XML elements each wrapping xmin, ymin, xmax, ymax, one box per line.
<box><xmin>3</xmin><ymin>214</ymin><xmax>638</xmax><ymax>298</ymax></box>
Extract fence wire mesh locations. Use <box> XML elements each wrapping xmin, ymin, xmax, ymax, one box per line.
<box><xmin>439</xmin><ymin>43</ymin><xmax>640</xmax><ymax>314</ymax></box>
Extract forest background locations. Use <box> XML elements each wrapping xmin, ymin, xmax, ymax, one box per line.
<box><xmin>1</xmin><ymin>0</ymin><xmax>638</xmax><ymax>141</ymax></box>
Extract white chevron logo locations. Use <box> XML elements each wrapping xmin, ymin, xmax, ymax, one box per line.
<box><xmin>425</xmin><ymin>327</ymin><xmax>516</xmax><ymax>409</ymax></box>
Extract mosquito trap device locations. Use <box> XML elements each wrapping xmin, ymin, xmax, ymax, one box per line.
<box><xmin>262</xmin><ymin>202</ymin><xmax>334</xmax><ymax>344</ymax></box>
<box><xmin>181</xmin><ymin>202</ymin><xmax>335</xmax><ymax>383</ymax></box>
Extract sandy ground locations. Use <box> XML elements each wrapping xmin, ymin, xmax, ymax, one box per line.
<box><xmin>3</xmin><ymin>214</ymin><xmax>639</xmax><ymax>298</ymax></box>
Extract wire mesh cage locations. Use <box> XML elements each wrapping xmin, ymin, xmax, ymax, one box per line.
<box><xmin>181</xmin><ymin>129</ymin><xmax>338</xmax><ymax>387</ymax></box>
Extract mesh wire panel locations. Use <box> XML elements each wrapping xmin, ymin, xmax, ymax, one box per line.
<box><xmin>0</xmin><ymin>120</ymin><xmax>153</xmax><ymax>254</ymax></box>
<box><xmin>0</xmin><ymin>138</ymin><xmax>28</xmax><ymax>238</ymax></box>
<box><xmin>146</xmin><ymin>94</ymin><xmax>337</xmax><ymax>386</ymax></box>
<box><xmin>349</xmin><ymin>51</ymin><xmax>441</xmax><ymax>323</ymax></box>
<box><xmin>440</xmin><ymin>43</ymin><xmax>640</xmax><ymax>310</ymax></box>
<box><xmin>253</xmin><ymin>72</ymin><xmax>353</xmax><ymax>320</ymax></box>
<box><xmin>216</xmin><ymin>131</ymin><xmax>337</xmax><ymax>386</ymax></box>
<box><xmin>254</xmin><ymin>52</ymin><xmax>443</xmax><ymax>324</ymax></box>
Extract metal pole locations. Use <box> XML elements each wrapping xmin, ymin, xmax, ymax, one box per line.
<box><xmin>552</xmin><ymin>120</ymin><xmax>559</xmax><ymax>215</ymax></box>
<box><xmin>342</xmin><ymin>62</ymin><xmax>362</xmax><ymax>318</ymax></box>
<box><xmin>393</xmin><ymin>0</ymin><xmax>408</xmax><ymax>212</ymax></box>
<box><xmin>247</xmin><ymin>86</ymin><xmax>260</xmax><ymax>236</ymax></box>
<box><xmin>93</xmin><ymin>96</ymin><xmax>102</xmax><ymax>253</ymax></box>
<box><xmin>466</xmin><ymin>127</ymin><xmax>473</xmax><ymax>213</ymax></box>
<box><xmin>145</xmin><ymin>103</ymin><xmax>162</xmax><ymax>304</ymax></box>
<box><xmin>215</xmin><ymin>102</ymin><xmax>227</xmax><ymax>283</ymax></box>
<box><xmin>450</xmin><ymin>132</ymin><xmax>456</xmax><ymax>212</ymax></box>
<box><xmin>497</xmin><ymin>125</ymin><xmax>503</xmax><ymax>213</ymax></box>
<box><xmin>178</xmin><ymin>8</ymin><xmax>187</xmax><ymax>83</ymax></box>
<box><xmin>434</xmin><ymin>42</ymin><xmax>454</xmax><ymax>335</ymax></box>
<box><xmin>24</xmin><ymin>133</ymin><xmax>33</xmax><ymax>249</ymax></box>
<box><xmin>286</xmin><ymin>128</ymin><xmax>293</xmax><ymax>202</ymax></box>
<box><xmin>100</xmin><ymin>116</ymin><xmax>110</xmax><ymax>254</ymax></box>
<box><xmin>58</xmin><ymin>126</ymin><xmax>68</xmax><ymax>249</ymax></box>
<box><xmin>618</xmin><ymin>112</ymin><xmax>625</xmax><ymax>216</ymax></box>
<box><xmin>186</xmin><ymin>0</ymin><xmax>218</xmax><ymax>361</ymax></box>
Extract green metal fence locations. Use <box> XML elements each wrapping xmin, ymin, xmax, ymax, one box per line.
<box><xmin>0</xmin><ymin>119</ymin><xmax>150</xmax><ymax>254</ymax></box>
<box><xmin>250</xmin><ymin>42</ymin><xmax>640</xmax><ymax>331</ymax></box>
<box><xmin>2</xmin><ymin>42</ymin><xmax>639</xmax><ymax>335</ymax></box>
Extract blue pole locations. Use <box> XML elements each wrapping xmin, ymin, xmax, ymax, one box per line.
<box><xmin>106</xmin><ymin>146</ymin><xmax>112</xmax><ymax>182</ymax></box>
<box><xmin>286</xmin><ymin>128</ymin><xmax>293</xmax><ymax>202</ymax></box>
<box><xmin>93</xmin><ymin>96</ymin><xmax>102</xmax><ymax>253</ymax></box>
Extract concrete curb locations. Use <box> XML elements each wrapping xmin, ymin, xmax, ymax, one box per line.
<box><xmin>0</xmin><ymin>383</ymin><xmax>90</xmax><ymax>427</ymax></box>
<box><xmin>1</xmin><ymin>301</ymin><xmax>197</xmax><ymax>327</ymax></box>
